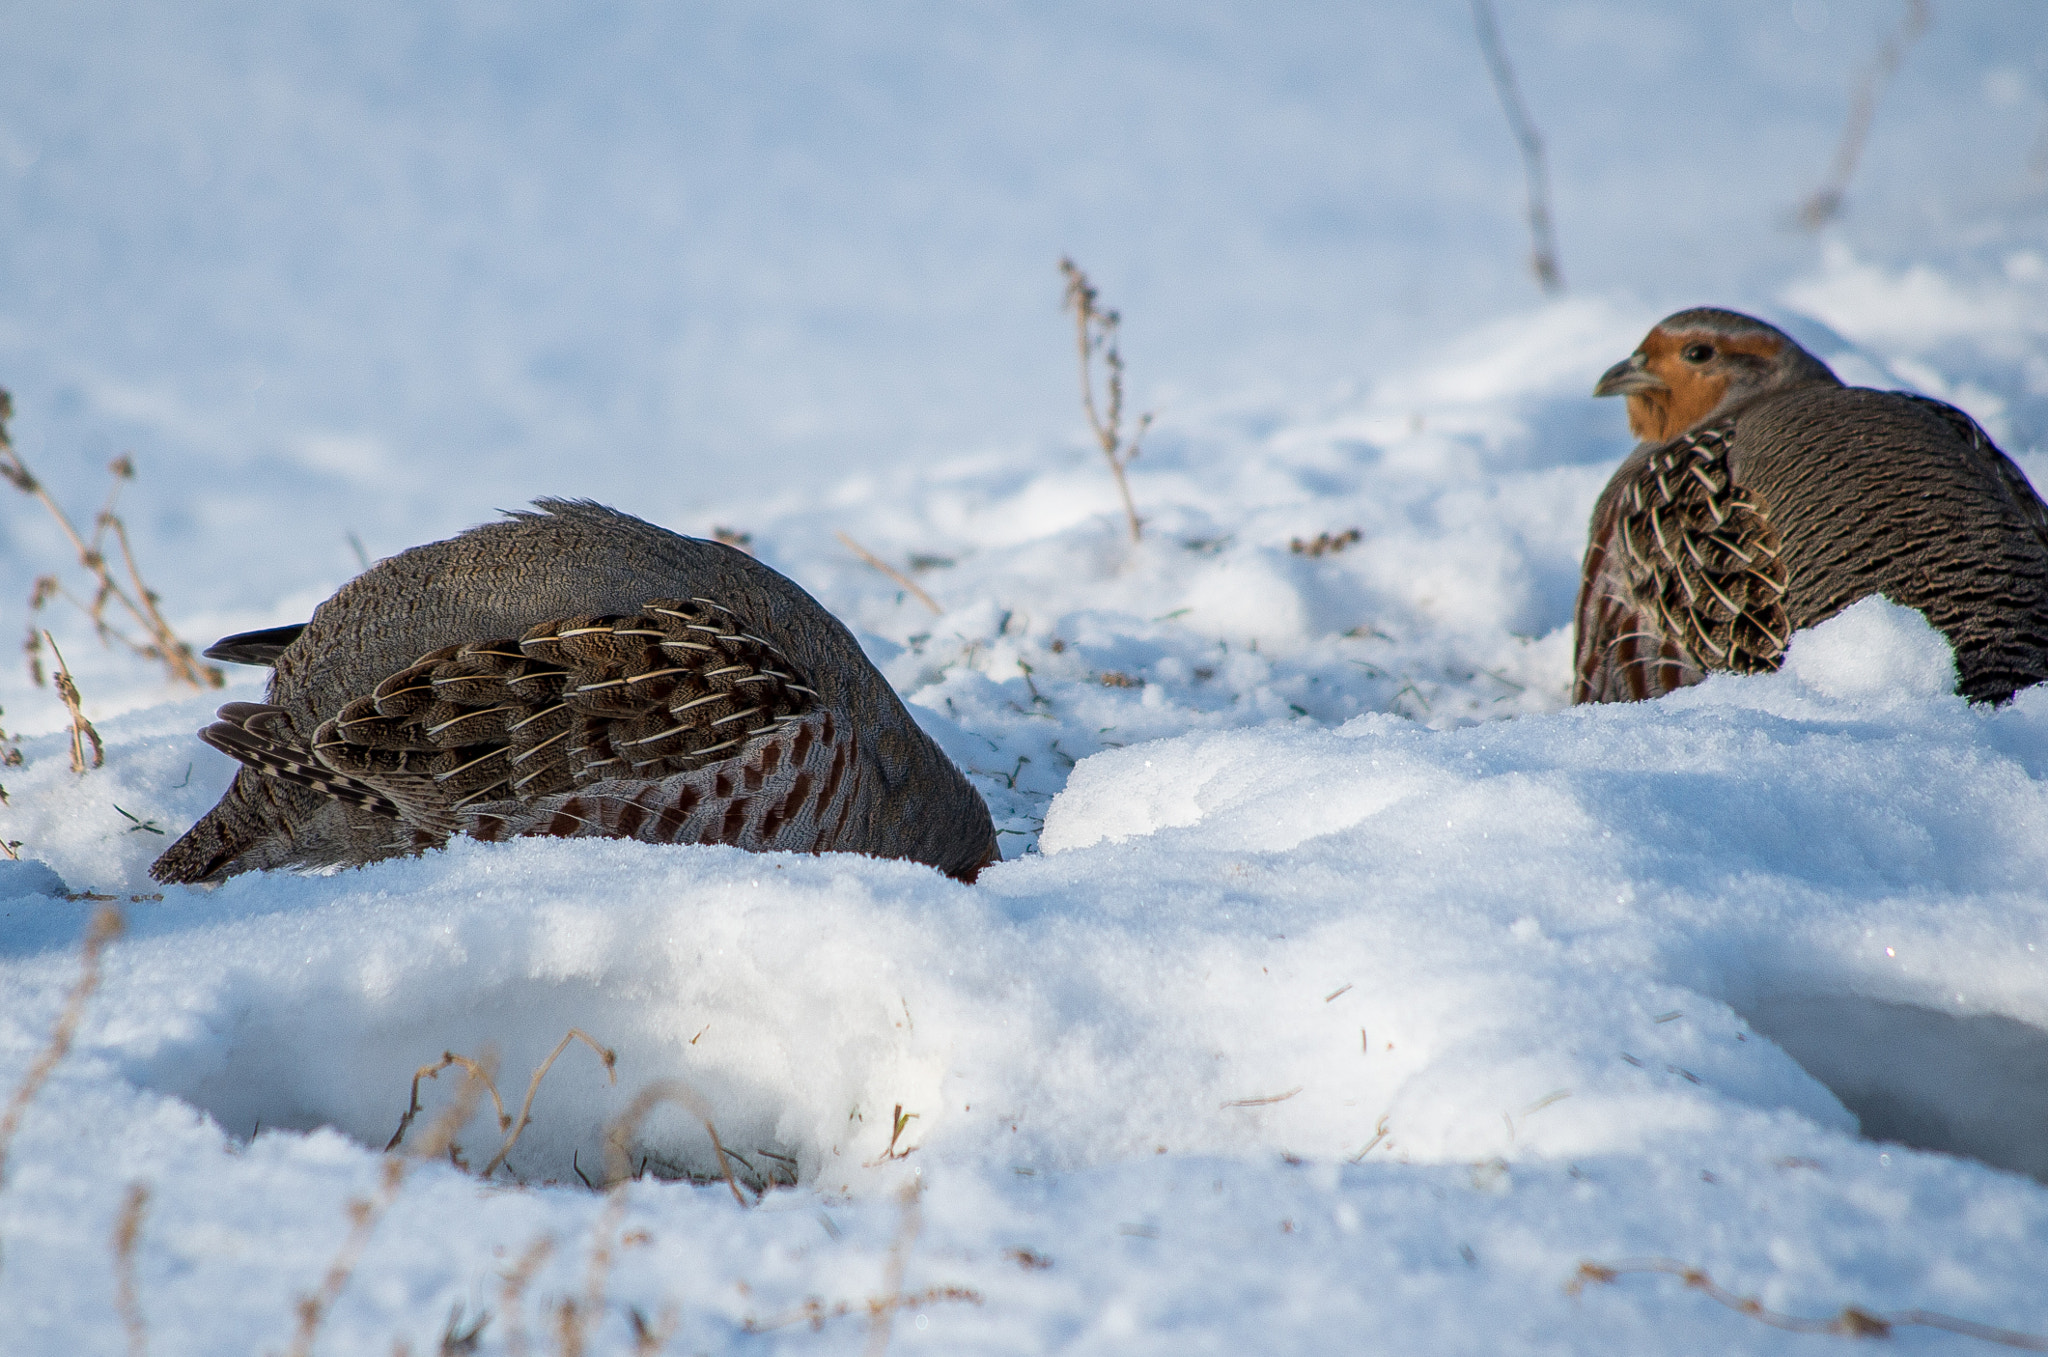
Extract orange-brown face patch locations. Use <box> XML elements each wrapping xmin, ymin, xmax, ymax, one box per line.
<box><xmin>1625</xmin><ymin>326</ymin><xmax>1783</xmax><ymax>443</ymax></box>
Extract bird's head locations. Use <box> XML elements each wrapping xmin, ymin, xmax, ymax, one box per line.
<box><xmin>1594</xmin><ymin>308</ymin><xmax>1840</xmax><ymax>443</ymax></box>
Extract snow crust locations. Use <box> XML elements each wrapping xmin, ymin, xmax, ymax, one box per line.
<box><xmin>0</xmin><ymin>3</ymin><xmax>2046</xmax><ymax>1353</ymax></box>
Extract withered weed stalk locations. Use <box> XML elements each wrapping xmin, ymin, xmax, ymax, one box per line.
<box><xmin>0</xmin><ymin>387</ymin><xmax>222</xmax><ymax>692</ymax></box>
<box><xmin>44</xmin><ymin>632</ymin><xmax>104</xmax><ymax>773</ymax></box>
<box><xmin>1059</xmin><ymin>259</ymin><xmax>1151</xmax><ymax>544</ymax></box>
<box><xmin>497</xmin><ymin>1236</ymin><xmax>555</xmax><ymax>1357</ymax></box>
<box><xmin>743</xmin><ymin>1177</ymin><xmax>983</xmax><ymax>1343</ymax></box>
<box><xmin>1470</xmin><ymin>0</ymin><xmax>1564</xmax><ymax>294</ymax></box>
<box><xmin>285</xmin><ymin>1059</ymin><xmax>493</xmax><ymax>1357</ymax></box>
<box><xmin>0</xmin><ymin>704</ymin><xmax>24</xmax><ymax>809</ymax></box>
<box><xmin>112</xmin><ymin>1181</ymin><xmax>151</xmax><ymax>1357</ymax></box>
<box><xmin>605</xmin><ymin>1078</ymin><xmax>750</xmax><ymax>1207</ymax></box>
<box><xmin>1568</xmin><ymin>1257</ymin><xmax>2048</xmax><ymax>1351</ymax></box>
<box><xmin>484</xmin><ymin>1028</ymin><xmax>616</xmax><ymax>1178</ymax></box>
<box><xmin>836</xmin><ymin>532</ymin><xmax>942</xmax><ymax>616</ymax></box>
<box><xmin>1797</xmin><ymin>0</ymin><xmax>1930</xmax><ymax>229</ymax></box>
<box><xmin>0</xmin><ymin>905</ymin><xmax>124</xmax><ymax>1262</ymax></box>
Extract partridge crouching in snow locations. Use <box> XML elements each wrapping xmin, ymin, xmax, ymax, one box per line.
<box><xmin>1573</xmin><ymin>307</ymin><xmax>2048</xmax><ymax>705</ymax></box>
<box><xmin>152</xmin><ymin>500</ymin><xmax>999</xmax><ymax>884</ymax></box>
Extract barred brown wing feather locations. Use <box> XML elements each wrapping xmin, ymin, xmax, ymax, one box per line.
<box><xmin>1575</xmin><ymin>423</ymin><xmax>1787</xmax><ymax>703</ymax></box>
<box><xmin>468</xmin><ymin>709</ymin><xmax>851</xmax><ymax>854</ymax></box>
<box><xmin>201</xmin><ymin>597</ymin><xmax>823</xmax><ymax>849</ymax></box>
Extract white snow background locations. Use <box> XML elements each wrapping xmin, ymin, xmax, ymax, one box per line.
<box><xmin>3</xmin><ymin>2</ymin><xmax>2048</xmax><ymax>1352</ymax></box>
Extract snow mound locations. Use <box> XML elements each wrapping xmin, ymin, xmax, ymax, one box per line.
<box><xmin>1781</xmin><ymin>595</ymin><xmax>1959</xmax><ymax>704</ymax></box>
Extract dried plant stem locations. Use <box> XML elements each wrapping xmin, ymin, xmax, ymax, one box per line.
<box><xmin>288</xmin><ymin>1063</ymin><xmax>489</xmax><ymax>1357</ymax></box>
<box><xmin>604</xmin><ymin>1079</ymin><xmax>750</xmax><ymax>1207</ymax></box>
<box><xmin>836</xmin><ymin>533</ymin><xmax>942</xmax><ymax>616</ymax></box>
<box><xmin>112</xmin><ymin>1181</ymin><xmax>151</xmax><ymax>1357</ymax></box>
<box><xmin>1059</xmin><ymin>259</ymin><xmax>1151</xmax><ymax>543</ymax></box>
<box><xmin>385</xmin><ymin>1052</ymin><xmax>508</xmax><ymax>1154</ymax></box>
<box><xmin>555</xmin><ymin>1186</ymin><xmax>630</xmax><ymax>1357</ymax></box>
<box><xmin>863</xmin><ymin>1178</ymin><xmax>923</xmax><ymax>1357</ymax></box>
<box><xmin>498</xmin><ymin>1236</ymin><xmax>555</xmax><ymax>1357</ymax></box>
<box><xmin>482</xmin><ymin>1029</ymin><xmax>617</xmax><ymax>1178</ymax></box>
<box><xmin>0</xmin><ymin>390</ymin><xmax>221</xmax><ymax>690</ymax></box>
<box><xmin>1568</xmin><ymin>1258</ymin><xmax>2048</xmax><ymax>1350</ymax></box>
<box><xmin>1471</xmin><ymin>0</ymin><xmax>1564</xmax><ymax>293</ymax></box>
<box><xmin>43</xmin><ymin>633</ymin><xmax>104</xmax><ymax>773</ymax></box>
<box><xmin>0</xmin><ymin>905</ymin><xmax>123</xmax><ymax>1219</ymax></box>
<box><xmin>1798</xmin><ymin>0</ymin><xmax>1932</xmax><ymax>229</ymax></box>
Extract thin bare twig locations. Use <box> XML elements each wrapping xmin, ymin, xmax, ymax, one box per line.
<box><xmin>863</xmin><ymin>1178</ymin><xmax>923</xmax><ymax>1357</ymax></box>
<box><xmin>1060</xmin><ymin>259</ymin><xmax>1152</xmax><ymax>542</ymax></box>
<box><xmin>1568</xmin><ymin>1258</ymin><xmax>2048</xmax><ymax>1350</ymax></box>
<box><xmin>554</xmin><ymin>1186</ymin><xmax>630</xmax><ymax>1357</ymax></box>
<box><xmin>1797</xmin><ymin>0</ymin><xmax>1932</xmax><ymax>229</ymax></box>
<box><xmin>288</xmin><ymin>1061</ymin><xmax>490</xmax><ymax>1357</ymax></box>
<box><xmin>836</xmin><ymin>533</ymin><xmax>942</xmax><ymax>615</ymax></box>
<box><xmin>385</xmin><ymin>1053</ymin><xmax>508</xmax><ymax>1154</ymax></box>
<box><xmin>604</xmin><ymin>1079</ymin><xmax>750</xmax><ymax>1207</ymax></box>
<box><xmin>112</xmin><ymin>1181</ymin><xmax>150</xmax><ymax>1357</ymax></box>
<box><xmin>497</xmin><ymin>1236</ymin><xmax>554</xmax><ymax>1357</ymax></box>
<box><xmin>0</xmin><ymin>905</ymin><xmax>123</xmax><ymax>1219</ymax></box>
<box><xmin>1471</xmin><ymin>0</ymin><xmax>1564</xmax><ymax>293</ymax></box>
<box><xmin>0</xmin><ymin>390</ymin><xmax>222</xmax><ymax>690</ymax></box>
<box><xmin>42</xmin><ymin>633</ymin><xmax>104</xmax><ymax>774</ymax></box>
<box><xmin>482</xmin><ymin>1029</ymin><xmax>616</xmax><ymax>1178</ymax></box>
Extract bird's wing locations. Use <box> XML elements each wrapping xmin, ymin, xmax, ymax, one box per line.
<box><xmin>1574</xmin><ymin>422</ymin><xmax>1788</xmax><ymax>703</ymax></box>
<box><xmin>199</xmin><ymin>597</ymin><xmax>820</xmax><ymax>842</ymax></box>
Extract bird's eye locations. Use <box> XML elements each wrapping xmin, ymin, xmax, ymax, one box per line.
<box><xmin>1681</xmin><ymin>343</ymin><xmax>1714</xmax><ymax>364</ymax></box>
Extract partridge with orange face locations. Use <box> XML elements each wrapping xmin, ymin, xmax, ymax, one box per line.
<box><xmin>1574</xmin><ymin>307</ymin><xmax>2048</xmax><ymax>704</ymax></box>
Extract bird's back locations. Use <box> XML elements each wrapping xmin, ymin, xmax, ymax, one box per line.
<box><xmin>1731</xmin><ymin>387</ymin><xmax>2048</xmax><ymax>701</ymax></box>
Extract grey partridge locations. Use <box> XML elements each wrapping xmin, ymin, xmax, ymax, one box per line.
<box><xmin>152</xmin><ymin>500</ymin><xmax>999</xmax><ymax>884</ymax></box>
<box><xmin>1573</xmin><ymin>308</ymin><xmax>2048</xmax><ymax>706</ymax></box>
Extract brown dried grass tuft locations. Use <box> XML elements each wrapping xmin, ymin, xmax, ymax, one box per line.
<box><xmin>43</xmin><ymin>632</ymin><xmax>104</xmax><ymax>773</ymax></box>
<box><xmin>0</xmin><ymin>389</ymin><xmax>222</xmax><ymax>691</ymax></box>
<box><xmin>1059</xmin><ymin>259</ymin><xmax>1151</xmax><ymax>543</ymax></box>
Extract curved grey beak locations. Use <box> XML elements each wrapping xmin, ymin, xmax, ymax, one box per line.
<box><xmin>1594</xmin><ymin>353</ymin><xmax>1664</xmax><ymax>398</ymax></box>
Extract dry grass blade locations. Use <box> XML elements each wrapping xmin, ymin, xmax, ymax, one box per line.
<box><xmin>1059</xmin><ymin>258</ymin><xmax>1151</xmax><ymax>543</ymax></box>
<box><xmin>385</xmin><ymin>1052</ymin><xmax>509</xmax><ymax>1154</ymax></box>
<box><xmin>555</xmin><ymin>1185</ymin><xmax>630</xmax><ymax>1357</ymax></box>
<box><xmin>112</xmin><ymin>1181</ymin><xmax>150</xmax><ymax>1357</ymax></box>
<box><xmin>1568</xmin><ymin>1257</ymin><xmax>2048</xmax><ymax>1350</ymax></box>
<box><xmin>863</xmin><ymin>1178</ymin><xmax>924</xmax><ymax>1357</ymax></box>
<box><xmin>287</xmin><ymin>1061</ymin><xmax>490</xmax><ymax>1357</ymax></box>
<box><xmin>1797</xmin><ymin>0</ymin><xmax>1932</xmax><ymax>229</ymax></box>
<box><xmin>44</xmin><ymin>633</ymin><xmax>104</xmax><ymax>773</ymax></box>
<box><xmin>604</xmin><ymin>1078</ymin><xmax>750</xmax><ymax>1207</ymax></box>
<box><xmin>0</xmin><ymin>390</ymin><xmax>222</xmax><ymax>691</ymax></box>
<box><xmin>0</xmin><ymin>904</ymin><xmax>123</xmax><ymax>1223</ymax></box>
<box><xmin>483</xmin><ymin>1029</ymin><xmax>617</xmax><ymax>1178</ymax></box>
<box><xmin>497</xmin><ymin>1236</ymin><xmax>554</xmax><ymax>1357</ymax></box>
<box><xmin>1471</xmin><ymin>0</ymin><xmax>1564</xmax><ymax>293</ymax></box>
<box><xmin>836</xmin><ymin>533</ymin><xmax>942</xmax><ymax>615</ymax></box>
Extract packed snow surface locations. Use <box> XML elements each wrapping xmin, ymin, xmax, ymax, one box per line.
<box><xmin>3</xmin><ymin>2</ymin><xmax>2048</xmax><ymax>1353</ymax></box>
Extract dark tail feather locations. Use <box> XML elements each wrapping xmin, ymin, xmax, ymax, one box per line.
<box><xmin>203</xmin><ymin>623</ymin><xmax>308</xmax><ymax>667</ymax></box>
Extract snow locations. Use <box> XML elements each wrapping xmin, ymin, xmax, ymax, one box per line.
<box><xmin>2</xmin><ymin>2</ymin><xmax>2048</xmax><ymax>1353</ymax></box>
